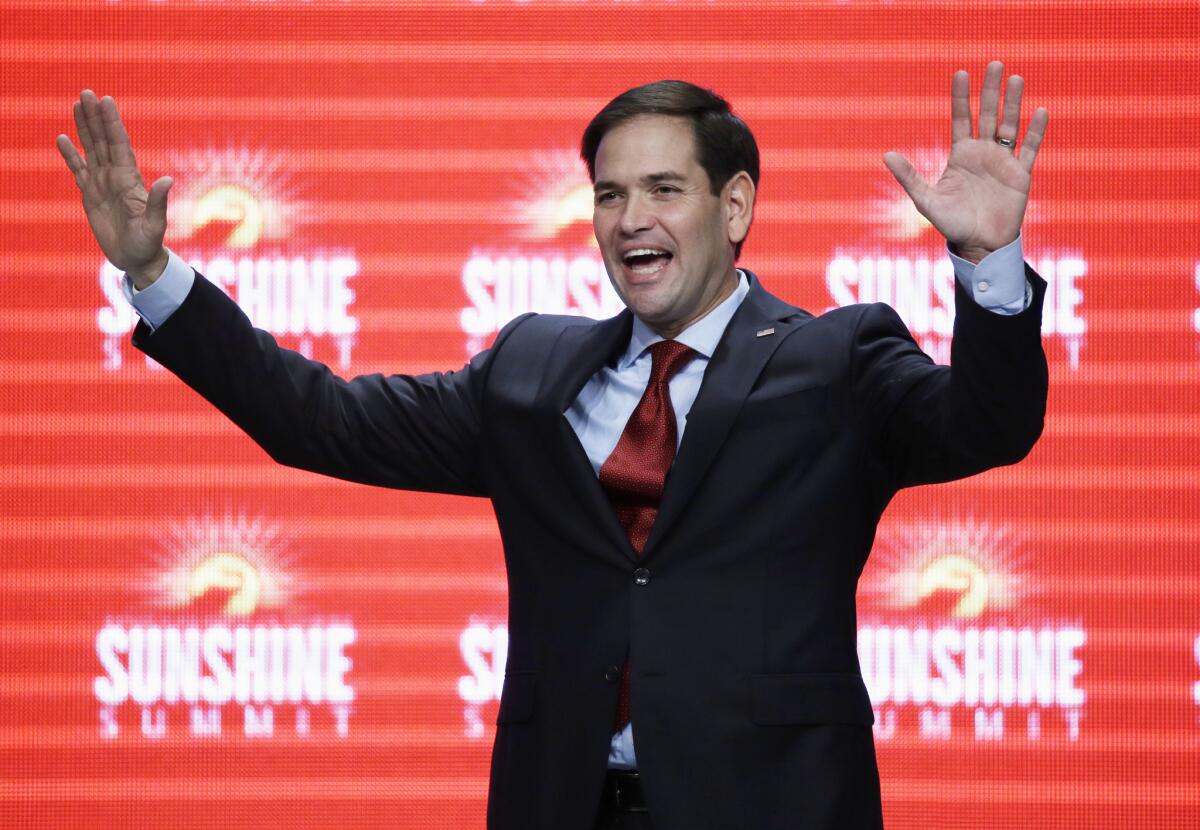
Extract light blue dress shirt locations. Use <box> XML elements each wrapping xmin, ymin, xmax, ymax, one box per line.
<box><xmin>126</xmin><ymin>239</ymin><xmax>1030</xmax><ymax>769</ymax></box>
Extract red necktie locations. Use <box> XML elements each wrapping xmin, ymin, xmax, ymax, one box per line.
<box><xmin>599</xmin><ymin>339</ymin><xmax>696</xmax><ymax>732</ymax></box>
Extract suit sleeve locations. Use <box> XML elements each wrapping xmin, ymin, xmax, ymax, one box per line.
<box><xmin>132</xmin><ymin>271</ymin><xmax>529</xmax><ymax>497</ymax></box>
<box><xmin>850</xmin><ymin>265</ymin><xmax>1049</xmax><ymax>489</ymax></box>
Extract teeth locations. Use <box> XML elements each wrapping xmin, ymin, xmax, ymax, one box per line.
<box><xmin>628</xmin><ymin>258</ymin><xmax>669</xmax><ymax>275</ymax></box>
<box><xmin>623</xmin><ymin>248</ymin><xmax>669</xmax><ymax>261</ymax></box>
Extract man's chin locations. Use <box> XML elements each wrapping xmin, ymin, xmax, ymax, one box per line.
<box><xmin>622</xmin><ymin>291</ymin><xmax>672</xmax><ymax>319</ymax></box>
<box><xmin>626</xmin><ymin>301</ymin><xmax>685</xmax><ymax>334</ymax></box>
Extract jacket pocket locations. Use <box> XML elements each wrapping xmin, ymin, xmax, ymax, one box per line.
<box><xmin>496</xmin><ymin>670</ymin><xmax>538</xmax><ymax>724</ymax></box>
<box><xmin>749</xmin><ymin>672</ymin><xmax>874</xmax><ymax>726</ymax></box>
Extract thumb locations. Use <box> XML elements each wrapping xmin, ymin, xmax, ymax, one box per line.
<box><xmin>146</xmin><ymin>176</ymin><xmax>173</xmax><ymax>229</ymax></box>
<box><xmin>882</xmin><ymin>152</ymin><xmax>930</xmax><ymax>210</ymax></box>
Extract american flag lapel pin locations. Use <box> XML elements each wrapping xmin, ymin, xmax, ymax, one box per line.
<box><xmin>756</xmin><ymin>327</ymin><xmax>775</xmax><ymax>338</ymax></box>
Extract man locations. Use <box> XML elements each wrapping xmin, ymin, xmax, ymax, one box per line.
<box><xmin>58</xmin><ymin>64</ymin><xmax>1049</xmax><ymax>830</ymax></box>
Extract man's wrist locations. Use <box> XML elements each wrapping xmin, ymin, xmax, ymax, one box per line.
<box><xmin>950</xmin><ymin>243</ymin><xmax>994</xmax><ymax>265</ymax></box>
<box><xmin>947</xmin><ymin>235</ymin><xmax>1028</xmax><ymax>315</ymax></box>
<box><xmin>127</xmin><ymin>249</ymin><xmax>170</xmax><ymax>291</ymax></box>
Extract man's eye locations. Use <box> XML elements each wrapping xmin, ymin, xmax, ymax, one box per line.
<box><xmin>596</xmin><ymin>192</ymin><xmax>619</xmax><ymax>204</ymax></box>
<box><xmin>654</xmin><ymin>185</ymin><xmax>679</xmax><ymax>195</ymax></box>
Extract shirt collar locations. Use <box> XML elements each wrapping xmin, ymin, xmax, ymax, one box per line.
<box><xmin>619</xmin><ymin>270</ymin><xmax>751</xmax><ymax>370</ymax></box>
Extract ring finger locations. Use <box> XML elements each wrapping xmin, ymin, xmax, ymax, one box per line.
<box><xmin>996</xmin><ymin>74</ymin><xmax>1024</xmax><ymax>150</ymax></box>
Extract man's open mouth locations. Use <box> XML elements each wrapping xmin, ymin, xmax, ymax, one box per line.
<box><xmin>622</xmin><ymin>248</ymin><xmax>674</xmax><ymax>275</ymax></box>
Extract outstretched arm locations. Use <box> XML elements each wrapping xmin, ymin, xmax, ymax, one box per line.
<box><xmin>130</xmin><ymin>273</ymin><xmax>517</xmax><ymax>497</ymax></box>
<box><xmin>58</xmin><ymin>90</ymin><xmax>506</xmax><ymax>497</ymax></box>
<box><xmin>859</xmin><ymin>62</ymin><xmax>1051</xmax><ymax>486</ymax></box>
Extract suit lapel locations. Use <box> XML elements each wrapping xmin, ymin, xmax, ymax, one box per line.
<box><xmin>642</xmin><ymin>273</ymin><xmax>808</xmax><ymax>558</ymax></box>
<box><xmin>530</xmin><ymin>273</ymin><xmax>808</xmax><ymax>565</ymax></box>
<box><xmin>535</xmin><ymin>312</ymin><xmax>638</xmax><ymax>561</ymax></box>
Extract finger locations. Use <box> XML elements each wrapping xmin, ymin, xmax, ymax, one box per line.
<box><xmin>72</xmin><ymin>100</ymin><xmax>97</xmax><ymax>166</ymax></box>
<box><xmin>1018</xmin><ymin>107</ymin><xmax>1049</xmax><ymax>173</ymax></box>
<box><xmin>997</xmin><ymin>74</ymin><xmax>1024</xmax><ymax>147</ymax></box>
<box><xmin>55</xmin><ymin>134</ymin><xmax>88</xmax><ymax>187</ymax></box>
<box><xmin>883</xmin><ymin>151</ymin><xmax>933</xmax><ymax>211</ymax></box>
<box><xmin>145</xmin><ymin>176</ymin><xmax>174</xmax><ymax>228</ymax></box>
<box><xmin>80</xmin><ymin>89</ymin><xmax>110</xmax><ymax>166</ymax></box>
<box><xmin>100</xmin><ymin>96</ymin><xmax>137</xmax><ymax>168</ymax></box>
<box><xmin>951</xmin><ymin>70</ymin><xmax>971</xmax><ymax>143</ymax></box>
<box><xmin>977</xmin><ymin>60</ymin><xmax>1004</xmax><ymax>141</ymax></box>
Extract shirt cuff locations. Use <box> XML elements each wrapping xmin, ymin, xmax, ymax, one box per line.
<box><xmin>122</xmin><ymin>248</ymin><xmax>195</xmax><ymax>332</ymax></box>
<box><xmin>948</xmin><ymin>235</ymin><xmax>1031</xmax><ymax>315</ymax></box>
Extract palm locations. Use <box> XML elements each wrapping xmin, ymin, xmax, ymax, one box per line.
<box><xmin>920</xmin><ymin>138</ymin><xmax>1031</xmax><ymax>253</ymax></box>
<box><xmin>56</xmin><ymin>91</ymin><xmax>172</xmax><ymax>275</ymax></box>
<box><xmin>79</xmin><ymin>160</ymin><xmax>162</xmax><ymax>270</ymax></box>
<box><xmin>884</xmin><ymin>62</ymin><xmax>1048</xmax><ymax>262</ymax></box>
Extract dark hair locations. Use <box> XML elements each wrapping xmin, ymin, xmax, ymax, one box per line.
<box><xmin>580</xmin><ymin>80</ymin><xmax>760</xmax><ymax>259</ymax></box>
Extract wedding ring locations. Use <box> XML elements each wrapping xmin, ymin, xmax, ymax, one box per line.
<box><xmin>995</xmin><ymin>136</ymin><xmax>1015</xmax><ymax>148</ymax></box>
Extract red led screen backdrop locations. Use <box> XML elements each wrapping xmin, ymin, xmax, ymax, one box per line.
<box><xmin>2</xmin><ymin>2</ymin><xmax>1198</xmax><ymax>828</ymax></box>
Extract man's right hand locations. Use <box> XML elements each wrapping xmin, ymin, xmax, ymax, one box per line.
<box><xmin>56</xmin><ymin>90</ymin><xmax>173</xmax><ymax>290</ymax></box>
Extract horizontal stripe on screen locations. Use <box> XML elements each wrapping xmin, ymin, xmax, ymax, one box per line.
<box><xmin>3</xmin><ymin>39</ymin><xmax>1199</xmax><ymax>63</ymax></box>
<box><xmin>9</xmin><ymin>96</ymin><xmax>1200</xmax><ymax>120</ymax></box>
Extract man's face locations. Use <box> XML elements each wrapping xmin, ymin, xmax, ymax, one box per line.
<box><xmin>592</xmin><ymin>115</ymin><xmax>747</xmax><ymax>337</ymax></box>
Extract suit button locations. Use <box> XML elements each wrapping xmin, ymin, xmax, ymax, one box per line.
<box><xmin>633</xmin><ymin>568</ymin><xmax>650</xmax><ymax>586</ymax></box>
<box><xmin>605</xmin><ymin>665</ymin><xmax>621</xmax><ymax>682</ymax></box>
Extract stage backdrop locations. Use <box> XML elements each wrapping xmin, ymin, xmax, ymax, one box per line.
<box><xmin>1</xmin><ymin>1</ymin><xmax>1197</xmax><ymax>828</ymax></box>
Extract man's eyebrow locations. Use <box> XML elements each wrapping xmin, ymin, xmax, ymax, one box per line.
<box><xmin>593</xmin><ymin>171</ymin><xmax>687</xmax><ymax>191</ymax></box>
<box><xmin>640</xmin><ymin>171</ymin><xmax>686</xmax><ymax>185</ymax></box>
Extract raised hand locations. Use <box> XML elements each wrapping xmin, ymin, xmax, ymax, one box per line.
<box><xmin>56</xmin><ymin>90</ymin><xmax>173</xmax><ymax>288</ymax></box>
<box><xmin>883</xmin><ymin>61</ymin><xmax>1049</xmax><ymax>263</ymax></box>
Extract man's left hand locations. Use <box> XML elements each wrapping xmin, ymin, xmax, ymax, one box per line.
<box><xmin>884</xmin><ymin>60</ymin><xmax>1049</xmax><ymax>264</ymax></box>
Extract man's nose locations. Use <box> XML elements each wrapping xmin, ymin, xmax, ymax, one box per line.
<box><xmin>618</xmin><ymin>193</ymin><xmax>655</xmax><ymax>235</ymax></box>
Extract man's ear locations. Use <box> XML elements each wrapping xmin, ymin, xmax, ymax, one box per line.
<box><xmin>723</xmin><ymin>171</ymin><xmax>756</xmax><ymax>246</ymax></box>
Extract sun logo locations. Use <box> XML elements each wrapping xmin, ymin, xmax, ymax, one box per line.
<box><xmin>188</xmin><ymin>551</ymin><xmax>261</xmax><ymax>616</ymax></box>
<box><xmin>512</xmin><ymin>149</ymin><xmax>598</xmax><ymax>246</ymax></box>
<box><xmin>191</xmin><ymin>184</ymin><xmax>265</xmax><ymax>249</ymax></box>
<box><xmin>915</xmin><ymin>553</ymin><xmax>989</xmax><ymax>619</ymax></box>
<box><xmin>167</xmin><ymin>148</ymin><xmax>312</xmax><ymax>249</ymax></box>
<box><xmin>863</xmin><ymin>518</ymin><xmax>1026</xmax><ymax>619</ymax></box>
<box><xmin>144</xmin><ymin>513</ymin><xmax>297</xmax><ymax>617</ymax></box>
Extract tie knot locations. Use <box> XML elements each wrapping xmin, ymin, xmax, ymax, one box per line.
<box><xmin>647</xmin><ymin>339</ymin><xmax>695</xmax><ymax>385</ymax></box>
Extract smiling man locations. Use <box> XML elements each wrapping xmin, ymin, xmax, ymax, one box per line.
<box><xmin>59</xmin><ymin>66</ymin><xmax>1049</xmax><ymax>830</ymax></box>
<box><xmin>587</xmin><ymin>107</ymin><xmax>754</xmax><ymax>339</ymax></box>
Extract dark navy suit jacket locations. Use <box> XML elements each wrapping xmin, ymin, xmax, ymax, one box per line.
<box><xmin>134</xmin><ymin>268</ymin><xmax>1048</xmax><ymax>830</ymax></box>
